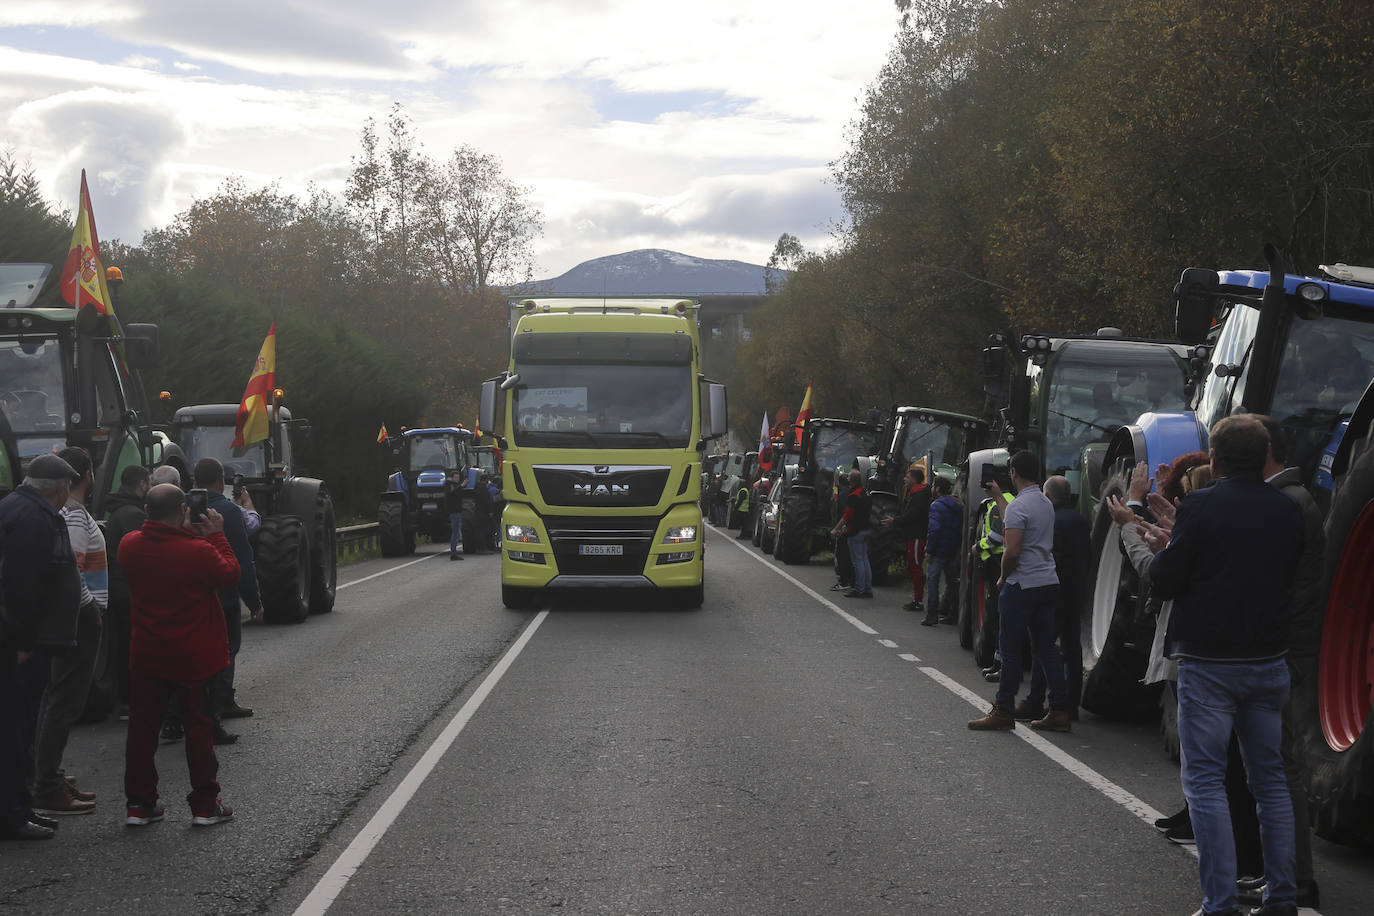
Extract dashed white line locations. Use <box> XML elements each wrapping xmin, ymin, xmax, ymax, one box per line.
<box><xmin>898</xmin><ymin>653</ymin><xmax>920</xmax><ymax>662</ymax></box>
<box><xmin>336</xmin><ymin>553</ymin><xmax>439</xmax><ymax>591</ymax></box>
<box><xmin>293</xmin><ymin>609</ymin><xmax>550</xmax><ymax>914</ymax></box>
<box><xmin>877</xmin><ymin>639</ymin><xmax>899</xmax><ymax>648</ymax></box>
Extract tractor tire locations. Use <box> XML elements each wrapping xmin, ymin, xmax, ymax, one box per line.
<box><xmin>460</xmin><ymin>499</ymin><xmax>482</xmax><ymax>554</ymax></box>
<box><xmin>1293</xmin><ymin>441</ymin><xmax>1374</xmax><ymax>847</ymax></box>
<box><xmin>970</xmin><ymin>556</ymin><xmax>999</xmax><ymax>669</ymax></box>
<box><xmin>1080</xmin><ymin>467</ymin><xmax>1158</xmax><ymax>719</ymax></box>
<box><xmin>778</xmin><ymin>491</ymin><xmax>813</xmax><ymax>565</ymax></box>
<box><xmin>502</xmin><ymin>584</ymin><xmax>538</xmax><ymax>610</ymax></box>
<box><xmin>257</xmin><ymin>515</ymin><xmax>311</xmax><ymax>625</ymax></box>
<box><xmin>867</xmin><ymin>493</ymin><xmax>902</xmax><ymax>586</ymax></box>
<box><xmin>1160</xmin><ymin>679</ymin><xmax>1181</xmax><ymax>763</ymax></box>
<box><xmin>378</xmin><ymin>499</ymin><xmax>413</xmax><ymax>557</ymax></box>
<box><xmin>309</xmin><ymin>491</ymin><xmax>337</xmax><ymax>615</ymax></box>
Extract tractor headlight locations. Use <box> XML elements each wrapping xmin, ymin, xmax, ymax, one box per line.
<box><xmin>663</xmin><ymin>525</ymin><xmax>697</xmax><ymax>544</ymax></box>
<box><xmin>506</xmin><ymin>524</ymin><xmax>540</xmax><ymax>544</ymax></box>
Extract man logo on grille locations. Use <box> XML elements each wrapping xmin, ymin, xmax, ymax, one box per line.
<box><xmin>573</xmin><ymin>483</ymin><xmax>630</xmax><ymax>497</ymax></box>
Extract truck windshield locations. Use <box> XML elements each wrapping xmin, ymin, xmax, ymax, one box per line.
<box><xmin>409</xmin><ymin>436</ymin><xmax>461</xmax><ymax>470</ymax></box>
<box><xmin>812</xmin><ymin>426</ymin><xmax>882</xmax><ymax>474</ymax></box>
<box><xmin>1269</xmin><ymin>308</ymin><xmax>1374</xmax><ymax>480</ymax></box>
<box><xmin>511</xmin><ymin>363</ymin><xmax>692</xmax><ymax>448</ymax></box>
<box><xmin>897</xmin><ymin>417</ymin><xmax>970</xmax><ymax>468</ymax></box>
<box><xmin>0</xmin><ymin>337</ymin><xmax>69</xmax><ymax>459</ymax></box>
<box><xmin>178</xmin><ymin>425</ymin><xmax>267</xmax><ymax>478</ymax></box>
<box><xmin>1043</xmin><ymin>345</ymin><xmax>1188</xmax><ymax>473</ymax></box>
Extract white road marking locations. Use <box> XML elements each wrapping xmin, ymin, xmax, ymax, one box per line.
<box><xmin>293</xmin><ymin>609</ymin><xmax>550</xmax><ymax>915</ymax></box>
<box><xmin>708</xmin><ymin>527</ymin><xmax>1202</xmax><ymax>859</ymax></box>
<box><xmin>877</xmin><ymin>639</ymin><xmax>899</xmax><ymax>648</ymax></box>
<box><xmin>336</xmin><ymin>553</ymin><xmax>438</xmax><ymax>591</ymax></box>
<box><xmin>898</xmin><ymin>653</ymin><xmax>920</xmax><ymax>662</ymax></box>
<box><xmin>710</xmin><ymin>528</ymin><xmax>878</xmax><ymax>635</ymax></box>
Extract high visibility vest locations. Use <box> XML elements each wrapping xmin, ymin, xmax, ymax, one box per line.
<box><xmin>978</xmin><ymin>492</ymin><xmax>1014</xmax><ymax>561</ymax></box>
<box><xmin>735</xmin><ymin>486</ymin><xmax>750</xmax><ymax>513</ymax></box>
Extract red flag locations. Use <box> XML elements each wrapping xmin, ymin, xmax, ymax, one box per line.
<box><xmin>58</xmin><ymin>170</ymin><xmax>114</xmax><ymax>315</ymax></box>
<box><xmin>377</xmin><ymin>423</ymin><xmax>389</xmax><ymax>444</ymax></box>
<box><xmin>793</xmin><ymin>379</ymin><xmax>813</xmax><ymax>445</ymax></box>
<box><xmin>232</xmin><ymin>323</ymin><xmax>277</xmax><ymax>449</ymax></box>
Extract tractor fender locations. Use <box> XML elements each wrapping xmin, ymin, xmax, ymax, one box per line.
<box><xmin>277</xmin><ymin>476</ymin><xmax>325</xmax><ymax>522</ymax></box>
<box><xmin>1102</xmin><ymin>411</ymin><xmax>1206</xmax><ymax>481</ymax></box>
<box><xmin>379</xmin><ymin>489</ymin><xmax>407</xmax><ymax>507</ymax></box>
<box><xmin>385</xmin><ymin>471</ymin><xmax>409</xmax><ymax>498</ymax></box>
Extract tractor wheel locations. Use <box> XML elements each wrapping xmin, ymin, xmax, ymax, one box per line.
<box><xmin>970</xmin><ymin>558</ymin><xmax>999</xmax><ymax>669</ymax></box>
<box><xmin>257</xmin><ymin>515</ymin><xmax>311</xmax><ymax>625</ymax></box>
<box><xmin>1080</xmin><ymin>467</ymin><xmax>1158</xmax><ymax>719</ymax></box>
<box><xmin>1293</xmin><ymin>441</ymin><xmax>1374</xmax><ymax>847</ymax></box>
<box><xmin>378</xmin><ymin>499</ymin><xmax>413</xmax><ymax>557</ymax></box>
<box><xmin>309</xmin><ymin>491</ymin><xmax>337</xmax><ymax>615</ymax></box>
<box><xmin>778</xmin><ymin>491</ymin><xmax>813</xmax><ymax>565</ymax></box>
<box><xmin>460</xmin><ymin>500</ymin><xmax>482</xmax><ymax>554</ymax></box>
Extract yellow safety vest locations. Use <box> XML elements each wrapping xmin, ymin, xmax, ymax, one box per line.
<box><xmin>978</xmin><ymin>492</ymin><xmax>1014</xmax><ymax>561</ymax></box>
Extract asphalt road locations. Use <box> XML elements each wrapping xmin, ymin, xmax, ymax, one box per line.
<box><xmin>2</xmin><ymin>527</ymin><xmax>1369</xmax><ymax>914</ymax></box>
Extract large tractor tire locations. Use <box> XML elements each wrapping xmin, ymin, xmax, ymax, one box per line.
<box><xmin>460</xmin><ymin>499</ymin><xmax>483</xmax><ymax>554</ymax></box>
<box><xmin>778</xmin><ymin>490</ymin><xmax>814</xmax><ymax>565</ymax></box>
<box><xmin>1293</xmin><ymin>442</ymin><xmax>1374</xmax><ymax>847</ymax></box>
<box><xmin>1080</xmin><ymin>467</ymin><xmax>1159</xmax><ymax>720</ymax></box>
<box><xmin>867</xmin><ymin>493</ymin><xmax>902</xmax><ymax>586</ymax></box>
<box><xmin>257</xmin><ymin>515</ymin><xmax>311</xmax><ymax>625</ymax></box>
<box><xmin>309</xmin><ymin>490</ymin><xmax>338</xmax><ymax>615</ymax></box>
<box><xmin>378</xmin><ymin>499</ymin><xmax>413</xmax><ymax>557</ymax></box>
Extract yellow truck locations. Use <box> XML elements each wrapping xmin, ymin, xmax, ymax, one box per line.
<box><xmin>479</xmin><ymin>297</ymin><xmax>728</xmax><ymax>609</ymax></box>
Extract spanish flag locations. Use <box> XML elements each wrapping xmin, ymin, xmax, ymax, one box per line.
<box><xmin>232</xmin><ymin>323</ymin><xmax>276</xmax><ymax>449</ymax></box>
<box><xmin>377</xmin><ymin>423</ymin><xmax>389</xmax><ymax>444</ymax></box>
<box><xmin>793</xmin><ymin>379</ymin><xmax>813</xmax><ymax>445</ymax></box>
<box><xmin>58</xmin><ymin>170</ymin><xmax>114</xmax><ymax>316</ymax></box>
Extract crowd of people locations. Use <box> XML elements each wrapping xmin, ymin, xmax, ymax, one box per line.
<box><xmin>1</xmin><ymin>453</ymin><xmax>260</xmax><ymax>840</ymax></box>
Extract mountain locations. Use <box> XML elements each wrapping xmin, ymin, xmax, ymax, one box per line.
<box><xmin>522</xmin><ymin>249</ymin><xmax>779</xmax><ymax>296</ymax></box>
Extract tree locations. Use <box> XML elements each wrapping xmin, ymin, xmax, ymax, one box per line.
<box><xmin>764</xmin><ymin>233</ymin><xmax>806</xmax><ymax>295</ymax></box>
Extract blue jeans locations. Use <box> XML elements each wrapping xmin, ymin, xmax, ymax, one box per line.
<box><xmin>994</xmin><ymin>583</ymin><xmax>1064</xmax><ymax>710</ymax></box>
<box><xmin>848</xmin><ymin>529</ymin><xmax>872</xmax><ymax>593</ymax></box>
<box><xmin>926</xmin><ymin>553</ymin><xmax>958</xmax><ymax>616</ymax></box>
<box><xmin>1177</xmin><ymin>658</ymin><xmax>1294</xmax><ymax>914</ymax></box>
<box><xmin>449</xmin><ymin>511</ymin><xmax>462</xmax><ymax>555</ymax></box>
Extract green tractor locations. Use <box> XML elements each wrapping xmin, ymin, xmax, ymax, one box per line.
<box><xmin>774</xmin><ymin>418</ymin><xmax>884</xmax><ymax>566</ymax></box>
<box><xmin>170</xmin><ymin>401</ymin><xmax>337</xmax><ymax>624</ymax></box>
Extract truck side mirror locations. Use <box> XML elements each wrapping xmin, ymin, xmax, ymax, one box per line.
<box><xmin>479</xmin><ymin>378</ymin><xmax>499</xmax><ymax>434</ymax></box>
<box><xmin>1174</xmin><ymin>268</ymin><xmax>1219</xmax><ymax>345</ymax></box>
<box><xmin>708</xmin><ymin>383</ymin><xmax>728</xmax><ymax>439</ymax></box>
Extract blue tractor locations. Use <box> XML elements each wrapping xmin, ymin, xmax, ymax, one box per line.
<box><xmin>1086</xmin><ymin>247</ymin><xmax>1374</xmax><ymax>847</ymax></box>
<box><xmin>378</xmin><ymin>427</ymin><xmax>483</xmax><ymax>556</ymax></box>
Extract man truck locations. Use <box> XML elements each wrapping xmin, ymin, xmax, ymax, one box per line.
<box><xmin>479</xmin><ymin>297</ymin><xmax>728</xmax><ymax>609</ymax></box>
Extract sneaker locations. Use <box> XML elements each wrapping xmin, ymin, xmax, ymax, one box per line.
<box><xmin>125</xmin><ymin>802</ymin><xmax>165</xmax><ymax>826</ymax></box>
<box><xmin>844</xmin><ymin>589</ymin><xmax>874</xmax><ymax>599</ymax></box>
<box><xmin>1165</xmin><ymin>821</ymin><xmax>1196</xmax><ymax>845</ymax></box>
<box><xmin>902</xmin><ymin>600</ymin><xmax>920</xmax><ymax>612</ymax></box>
<box><xmin>1153</xmin><ymin>805</ymin><xmax>1189</xmax><ymax>833</ymax></box>
<box><xmin>982</xmin><ymin>666</ymin><xmax>1002</xmax><ymax>683</ymax></box>
<box><xmin>27</xmin><ymin>812</ymin><xmax>58</xmax><ymax>831</ymax></box>
<box><xmin>830</xmin><ymin>581</ymin><xmax>852</xmax><ymax>592</ymax></box>
<box><xmin>192</xmin><ymin>801</ymin><xmax>234</xmax><ymax>827</ymax></box>
<box><xmin>160</xmin><ymin>720</ymin><xmax>183</xmax><ymax>743</ymax></box>
<box><xmin>1013</xmin><ymin>700</ymin><xmax>1046</xmax><ymax>721</ymax></box>
<box><xmin>938</xmin><ymin>614</ymin><xmax>957</xmax><ymax>625</ymax></box>
<box><xmin>33</xmin><ymin>785</ymin><xmax>95</xmax><ymax>815</ymax></box>
<box><xmin>968</xmin><ymin>703</ymin><xmax>1016</xmax><ymax>731</ymax></box>
<box><xmin>117</xmin><ymin>704</ymin><xmax>130</xmax><ymax>722</ymax></box>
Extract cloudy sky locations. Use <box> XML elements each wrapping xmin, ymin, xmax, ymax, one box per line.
<box><xmin>0</xmin><ymin>1</ymin><xmax>899</xmax><ymax>278</ymax></box>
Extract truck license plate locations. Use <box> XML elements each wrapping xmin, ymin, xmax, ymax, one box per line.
<box><xmin>579</xmin><ymin>544</ymin><xmax>623</xmax><ymax>556</ymax></box>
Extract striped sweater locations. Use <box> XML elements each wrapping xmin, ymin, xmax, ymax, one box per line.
<box><xmin>62</xmin><ymin>498</ymin><xmax>108</xmax><ymax>610</ymax></box>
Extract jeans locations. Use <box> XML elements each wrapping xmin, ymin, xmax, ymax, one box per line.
<box><xmin>210</xmin><ymin>596</ymin><xmax>241</xmax><ymax>708</ymax></box>
<box><xmin>834</xmin><ymin>535</ymin><xmax>854</xmax><ymax>586</ymax></box>
<box><xmin>449</xmin><ymin>511</ymin><xmax>462</xmax><ymax>555</ymax></box>
<box><xmin>34</xmin><ymin>604</ymin><xmax>101</xmax><ymax>796</ymax></box>
<box><xmin>0</xmin><ymin>647</ymin><xmax>48</xmax><ymax>829</ymax></box>
<box><xmin>1177</xmin><ymin>658</ymin><xmax>1295</xmax><ymax>913</ymax></box>
<box><xmin>994</xmin><ymin>583</ymin><xmax>1064</xmax><ymax>711</ymax></box>
<box><xmin>125</xmin><ymin>672</ymin><xmax>220</xmax><ymax>813</ymax></box>
<box><xmin>1026</xmin><ymin>594</ymin><xmax>1083</xmax><ymax>711</ymax></box>
<box><xmin>926</xmin><ymin>553</ymin><xmax>958</xmax><ymax>617</ymax></box>
<box><xmin>906</xmin><ymin>538</ymin><xmax>926</xmax><ymax>602</ymax></box>
<box><xmin>848</xmin><ymin>528</ymin><xmax>872</xmax><ymax>593</ymax></box>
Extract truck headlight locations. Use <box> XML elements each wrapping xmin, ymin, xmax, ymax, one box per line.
<box><xmin>663</xmin><ymin>525</ymin><xmax>697</xmax><ymax>544</ymax></box>
<box><xmin>506</xmin><ymin>524</ymin><xmax>540</xmax><ymax>544</ymax></box>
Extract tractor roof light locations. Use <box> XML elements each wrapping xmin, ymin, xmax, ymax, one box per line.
<box><xmin>1296</xmin><ymin>282</ymin><xmax>1327</xmax><ymax>302</ymax></box>
<box><xmin>105</xmin><ymin>266</ymin><xmax>123</xmax><ymax>283</ymax></box>
<box><xmin>273</xmin><ymin>387</ymin><xmax>285</xmax><ymax>400</ymax></box>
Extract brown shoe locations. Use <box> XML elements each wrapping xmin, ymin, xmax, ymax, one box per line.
<box><xmin>1029</xmin><ymin>709</ymin><xmax>1072</xmax><ymax>733</ymax></box>
<box><xmin>1013</xmin><ymin>700</ymin><xmax>1046</xmax><ymax>721</ymax></box>
<box><xmin>968</xmin><ymin>703</ymin><xmax>1016</xmax><ymax>731</ymax></box>
<box><xmin>34</xmin><ymin>785</ymin><xmax>96</xmax><ymax>815</ymax></box>
<box><xmin>62</xmin><ymin>778</ymin><xmax>96</xmax><ymax>803</ymax></box>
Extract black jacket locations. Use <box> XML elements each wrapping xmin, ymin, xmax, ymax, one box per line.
<box><xmin>1150</xmin><ymin>473</ymin><xmax>1304</xmax><ymax>662</ymax></box>
<box><xmin>893</xmin><ymin>483</ymin><xmax>931</xmax><ymax>540</ymax></box>
<box><xmin>208</xmin><ymin>490</ymin><xmax>261</xmax><ymax>612</ymax></box>
<box><xmin>1052</xmin><ymin>499</ymin><xmax>1091</xmax><ymax>615</ymax></box>
<box><xmin>1269</xmin><ymin>467</ymin><xmax>1325</xmax><ymax>660</ymax></box>
<box><xmin>104</xmin><ymin>486</ymin><xmax>147</xmax><ymax>603</ymax></box>
<box><xmin>841</xmin><ymin>485</ymin><xmax>872</xmax><ymax>533</ymax></box>
<box><xmin>0</xmin><ymin>485</ymin><xmax>82</xmax><ymax>651</ymax></box>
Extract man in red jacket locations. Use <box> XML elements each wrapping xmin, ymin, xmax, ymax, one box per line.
<box><xmin>119</xmin><ymin>484</ymin><xmax>240</xmax><ymax>827</ymax></box>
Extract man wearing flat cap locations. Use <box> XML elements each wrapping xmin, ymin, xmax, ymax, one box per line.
<box><xmin>0</xmin><ymin>453</ymin><xmax>84</xmax><ymax>841</ymax></box>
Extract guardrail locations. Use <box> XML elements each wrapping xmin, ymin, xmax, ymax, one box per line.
<box><xmin>337</xmin><ymin>522</ymin><xmax>380</xmax><ymax>560</ymax></box>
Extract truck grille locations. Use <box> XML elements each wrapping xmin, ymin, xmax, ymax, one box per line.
<box><xmin>544</xmin><ymin>515</ymin><xmax>657</xmax><ymax>576</ymax></box>
<box><xmin>533</xmin><ymin>465</ymin><xmax>670</xmax><ymax>508</ymax></box>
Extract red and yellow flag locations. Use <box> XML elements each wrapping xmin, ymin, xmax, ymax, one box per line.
<box><xmin>793</xmin><ymin>379</ymin><xmax>813</xmax><ymax>445</ymax></box>
<box><xmin>377</xmin><ymin>423</ymin><xmax>389</xmax><ymax>444</ymax></box>
<box><xmin>232</xmin><ymin>322</ymin><xmax>277</xmax><ymax>449</ymax></box>
<box><xmin>58</xmin><ymin>170</ymin><xmax>114</xmax><ymax>315</ymax></box>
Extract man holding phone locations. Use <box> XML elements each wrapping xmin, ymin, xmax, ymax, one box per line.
<box><xmin>120</xmin><ymin>483</ymin><xmax>240</xmax><ymax>826</ymax></box>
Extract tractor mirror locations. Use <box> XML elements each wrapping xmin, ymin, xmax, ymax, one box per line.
<box><xmin>1174</xmin><ymin>268</ymin><xmax>1219</xmax><ymax>345</ymax></box>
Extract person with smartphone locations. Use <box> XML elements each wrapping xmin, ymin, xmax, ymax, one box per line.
<box><xmin>119</xmin><ymin>483</ymin><xmax>240</xmax><ymax>827</ymax></box>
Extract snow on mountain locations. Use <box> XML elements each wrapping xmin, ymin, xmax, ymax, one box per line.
<box><xmin>520</xmin><ymin>249</ymin><xmax>780</xmax><ymax>295</ymax></box>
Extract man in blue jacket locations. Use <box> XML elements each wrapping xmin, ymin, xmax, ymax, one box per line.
<box><xmin>1146</xmin><ymin>415</ymin><xmax>1303</xmax><ymax>916</ymax></box>
<box><xmin>923</xmin><ymin>477</ymin><xmax>962</xmax><ymax>625</ymax></box>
